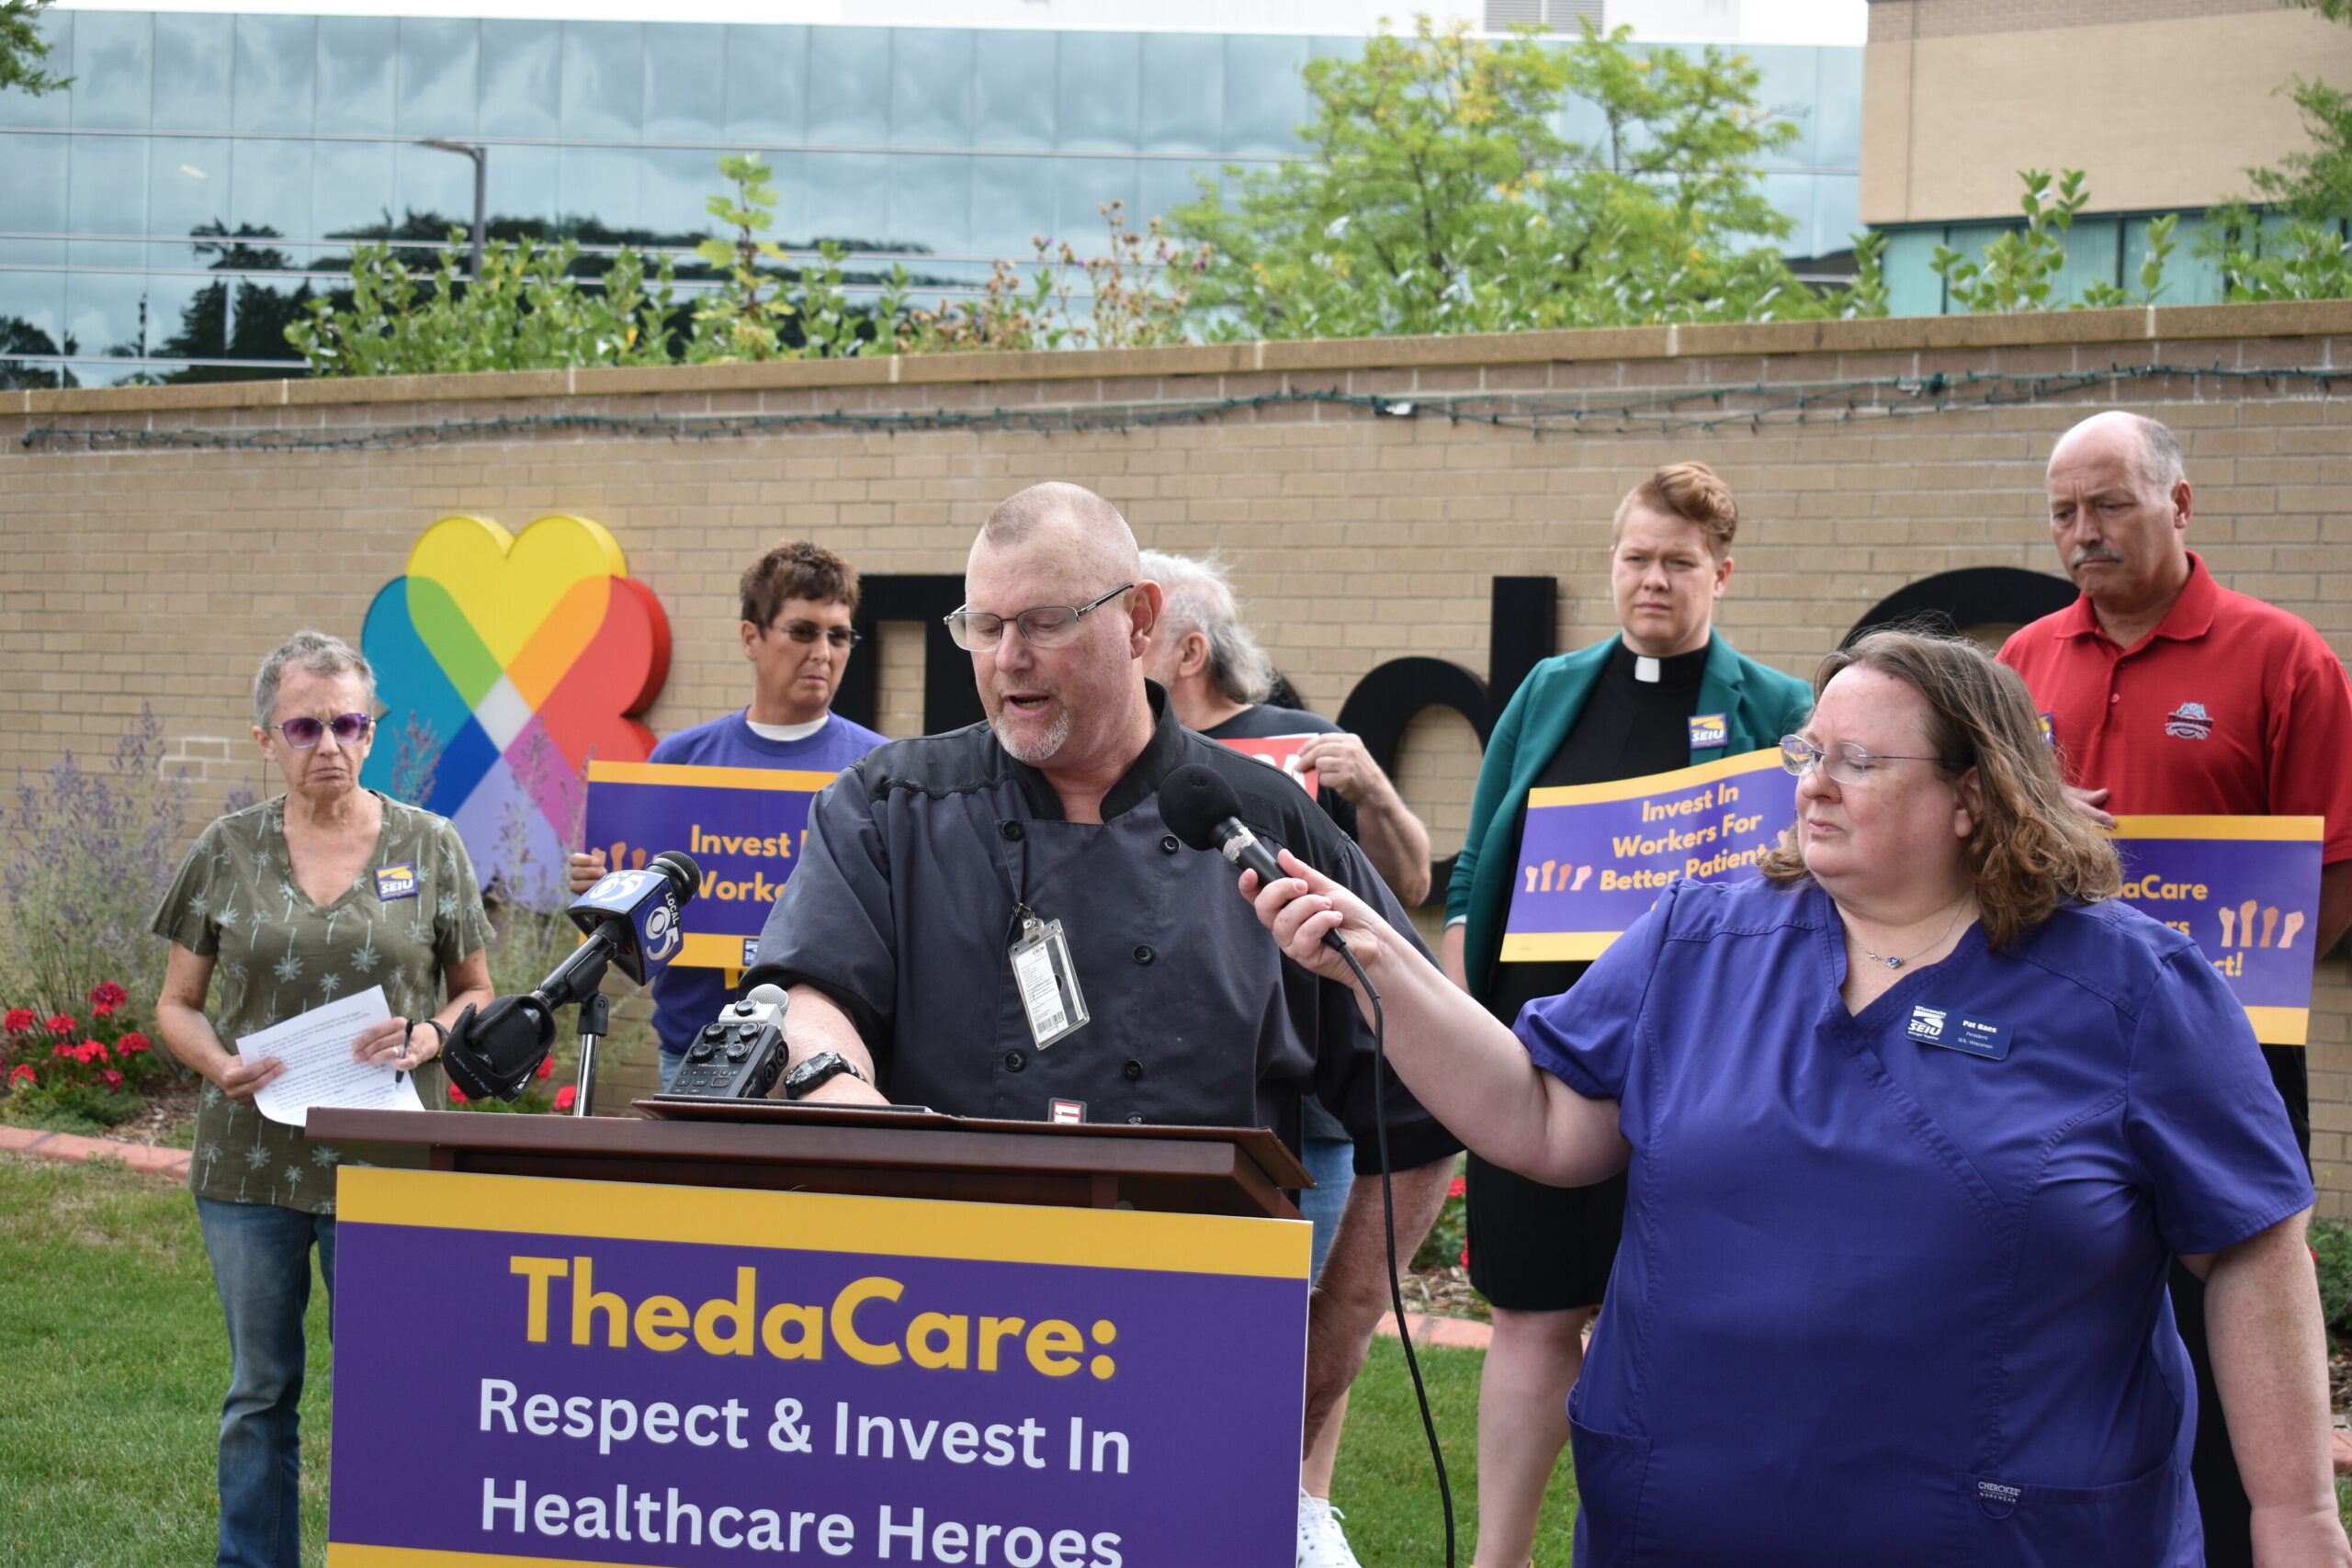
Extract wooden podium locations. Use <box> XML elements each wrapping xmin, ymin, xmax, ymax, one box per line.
<box><xmin>306</xmin><ymin>1100</ymin><xmax>1307</xmax><ymax>1219</ymax></box>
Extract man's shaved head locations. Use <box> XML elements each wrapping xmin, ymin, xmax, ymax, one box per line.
<box><xmin>964</xmin><ymin>481</ymin><xmax>1161</xmax><ymax>785</ymax></box>
<box><xmin>2049</xmin><ymin>411</ymin><xmax>2185</xmax><ymax>495</ymax></box>
<box><xmin>976</xmin><ymin>482</ymin><xmax>1141</xmax><ymax>588</ymax></box>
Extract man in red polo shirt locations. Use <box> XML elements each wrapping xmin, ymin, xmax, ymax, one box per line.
<box><xmin>2000</xmin><ymin>408</ymin><xmax>2352</xmax><ymax>1568</ymax></box>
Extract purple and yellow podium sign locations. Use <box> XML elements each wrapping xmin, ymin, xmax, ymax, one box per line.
<box><xmin>1499</xmin><ymin>749</ymin><xmax>1798</xmax><ymax>963</ymax></box>
<box><xmin>361</xmin><ymin>513</ymin><xmax>672</xmax><ymax>907</ymax></box>
<box><xmin>2107</xmin><ymin>816</ymin><xmax>2324</xmax><ymax>1044</ymax></box>
<box><xmin>583</xmin><ymin>761</ymin><xmax>833</xmax><ymax>970</ymax></box>
<box><xmin>328</xmin><ymin>1168</ymin><xmax>1309</xmax><ymax>1568</ymax></box>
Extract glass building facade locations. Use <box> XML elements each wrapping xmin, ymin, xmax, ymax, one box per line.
<box><xmin>0</xmin><ymin>9</ymin><xmax>1861</xmax><ymax>386</ymax></box>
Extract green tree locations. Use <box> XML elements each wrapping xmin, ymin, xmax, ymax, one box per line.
<box><xmin>1170</xmin><ymin>17</ymin><xmax>1852</xmax><ymax>339</ymax></box>
<box><xmin>1</xmin><ymin>0</ymin><xmax>69</xmax><ymax>96</ymax></box>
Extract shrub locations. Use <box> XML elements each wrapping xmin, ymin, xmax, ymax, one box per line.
<box><xmin>0</xmin><ymin>708</ymin><xmax>190</xmax><ymax>1019</ymax></box>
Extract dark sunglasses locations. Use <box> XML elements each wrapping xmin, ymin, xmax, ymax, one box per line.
<box><xmin>271</xmin><ymin>713</ymin><xmax>374</xmax><ymax>748</ymax></box>
<box><xmin>769</xmin><ymin>621</ymin><xmax>862</xmax><ymax>649</ymax></box>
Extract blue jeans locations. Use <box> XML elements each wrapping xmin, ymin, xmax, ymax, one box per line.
<box><xmin>658</xmin><ymin>1047</ymin><xmax>684</xmax><ymax>1091</ymax></box>
<box><xmin>1299</xmin><ymin>1136</ymin><xmax>1357</xmax><ymax>1284</ymax></box>
<box><xmin>196</xmin><ymin>1198</ymin><xmax>336</xmax><ymax>1568</ymax></box>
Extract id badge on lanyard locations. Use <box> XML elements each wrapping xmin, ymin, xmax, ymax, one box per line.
<box><xmin>1009</xmin><ymin>902</ymin><xmax>1090</xmax><ymax>1049</ymax></box>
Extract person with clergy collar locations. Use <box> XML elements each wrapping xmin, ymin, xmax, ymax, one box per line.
<box><xmin>1440</xmin><ymin>460</ymin><xmax>1812</xmax><ymax>1568</ymax></box>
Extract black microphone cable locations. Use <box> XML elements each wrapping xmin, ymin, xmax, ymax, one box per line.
<box><xmin>1157</xmin><ymin>761</ymin><xmax>1454</xmax><ymax>1562</ymax></box>
<box><xmin>1329</xmin><ymin>936</ymin><xmax>1455</xmax><ymax>1568</ymax></box>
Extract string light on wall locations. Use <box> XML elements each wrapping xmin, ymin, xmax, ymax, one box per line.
<box><xmin>20</xmin><ymin>363</ymin><xmax>2346</xmax><ymax>455</ymax></box>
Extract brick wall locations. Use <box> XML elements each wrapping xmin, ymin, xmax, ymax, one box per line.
<box><xmin>1861</xmin><ymin>1</ymin><xmax>2352</xmax><ymax>222</ymax></box>
<box><xmin>1869</xmin><ymin>0</ymin><xmax>2273</xmax><ymax>42</ymax></box>
<box><xmin>6</xmin><ymin>303</ymin><xmax>2351</xmax><ymax>1196</ymax></box>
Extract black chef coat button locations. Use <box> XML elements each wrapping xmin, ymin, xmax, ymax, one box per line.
<box><xmin>1159</xmin><ymin>834</ymin><xmax>1180</xmax><ymax>853</ymax></box>
<box><xmin>1003</xmin><ymin>1049</ymin><xmax>1025</xmax><ymax>1072</ymax></box>
<box><xmin>1122</xmin><ymin>1058</ymin><xmax>1143</xmax><ymax>1081</ymax></box>
<box><xmin>1132</xmin><ymin>944</ymin><xmax>1154</xmax><ymax>965</ymax></box>
<box><xmin>1000</xmin><ymin>820</ymin><xmax>1024</xmax><ymax>841</ymax></box>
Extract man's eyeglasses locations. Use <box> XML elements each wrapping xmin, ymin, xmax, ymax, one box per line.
<box><xmin>1780</xmin><ymin>735</ymin><xmax>1955</xmax><ymax>785</ymax></box>
<box><xmin>769</xmin><ymin>621</ymin><xmax>862</xmax><ymax>649</ymax></box>
<box><xmin>943</xmin><ymin>585</ymin><xmax>1135</xmax><ymax>652</ymax></box>
<box><xmin>271</xmin><ymin>713</ymin><xmax>375</xmax><ymax>749</ymax></box>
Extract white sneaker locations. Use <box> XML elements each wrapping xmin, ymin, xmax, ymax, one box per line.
<box><xmin>1297</xmin><ymin>1486</ymin><xmax>1363</xmax><ymax>1568</ymax></box>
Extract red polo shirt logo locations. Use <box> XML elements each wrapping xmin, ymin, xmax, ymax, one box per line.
<box><xmin>2165</xmin><ymin>702</ymin><xmax>2214</xmax><ymax>740</ymax></box>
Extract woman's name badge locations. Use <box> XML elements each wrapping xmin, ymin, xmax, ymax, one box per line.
<box><xmin>1908</xmin><ymin>1003</ymin><xmax>2011</xmax><ymax>1060</ymax></box>
<box><xmin>1009</xmin><ymin>910</ymin><xmax>1089</xmax><ymax>1050</ymax></box>
<box><xmin>374</xmin><ymin>863</ymin><xmax>419</xmax><ymax>900</ymax></box>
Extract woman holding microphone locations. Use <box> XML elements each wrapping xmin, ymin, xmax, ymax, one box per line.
<box><xmin>1253</xmin><ymin>629</ymin><xmax>2344</xmax><ymax>1567</ymax></box>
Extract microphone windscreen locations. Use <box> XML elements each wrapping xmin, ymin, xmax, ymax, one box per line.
<box><xmin>649</xmin><ymin>849</ymin><xmax>702</xmax><ymax>903</ymax></box>
<box><xmin>1160</xmin><ymin>762</ymin><xmax>1247</xmax><ymax>852</ymax></box>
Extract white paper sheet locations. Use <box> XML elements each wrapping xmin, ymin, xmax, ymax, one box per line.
<box><xmin>239</xmin><ymin>986</ymin><xmax>423</xmax><ymax>1127</ymax></box>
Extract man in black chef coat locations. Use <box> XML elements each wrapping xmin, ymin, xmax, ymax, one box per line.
<box><xmin>747</xmin><ymin>481</ymin><xmax>1457</xmax><ymax>1499</ymax></box>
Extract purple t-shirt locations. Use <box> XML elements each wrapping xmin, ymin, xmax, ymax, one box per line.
<box><xmin>647</xmin><ymin>711</ymin><xmax>888</xmax><ymax>1055</ymax></box>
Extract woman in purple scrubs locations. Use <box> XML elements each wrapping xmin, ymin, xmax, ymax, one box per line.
<box><xmin>1239</xmin><ymin>629</ymin><xmax>2346</xmax><ymax>1567</ymax></box>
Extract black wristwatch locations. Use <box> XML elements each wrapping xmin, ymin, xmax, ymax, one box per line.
<box><xmin>782</xmin><ymin>1051</ymin><xmax>867</xmax><ymax>1101</ymax></box>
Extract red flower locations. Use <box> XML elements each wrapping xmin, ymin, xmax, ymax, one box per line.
<box><xmin>534</xmin><ymin>1055</ymin><xmax>554</xmax><ymax>1080</ymax></box>
<box><xmin>553</xmin><ymin>1085</ymin><xmax>577</xmax><ymax>1111</ymax></box>
<box><xmin>92</xmin><ymin>1002</ymin><xmax>117</xmax><ymax>1020</ymax></box>
<box><xmin>3</xmin><ymin>1008</ymin><xmax>35</xmax><ymax>1033</ymax></box>
<box><xmin>7</xmin><ymin>1064</ymin><xmax>32</xmax><ymax>1085</ymax></box>
<box><xmin>89</xmin><ymin>982</ymin><xmax>128</xmax><ymax>1010</ymax></box>
<box><xmin>447</xmin><ymin>1082</ymin><xmax>469</xmax><ymax>1105</ymax></box>
<box><xmin>97</xmin><ymin>1069</ymin><xmax>123</xmax><ymax>1089</ymax></box>
<box><xmin>74</xmin><ymin>1040</ymin><xmax>109</xmax><ymax>1065</ymax></box>
<box><xmin>1447</xmin><ymin>1176</ymin><xmax>1466</xmax><ymax>1199</ymax></box>
<box><xmin>117</xmin><ymin>1033</ymin><xmax>151</xmax><ymax>1055</ymax></box>
<box><xmin>50</xmin><ymin>1043</ymin><xmax>74</xmax><ymax>1059</ymax></box>
<box><xmin>45</xmin><ymin>1014</ymin><xmax>74</xmax><ymax>1037</ymax></box>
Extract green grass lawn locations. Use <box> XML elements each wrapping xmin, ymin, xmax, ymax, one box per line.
<box><xmin>0</xmin><ymin>1154</ymin><xmax>1558</xmax><ymax>1567</ymax></box>
<box><xmin>1331</xmin><ymin>1336</ymin><xmax>1580</xmax><ymax>1566</ymax></box>
<box><xmin>0</xmin><ymin>1155</ymin><xmax>332</xmax><ymax>1566</ymax></box>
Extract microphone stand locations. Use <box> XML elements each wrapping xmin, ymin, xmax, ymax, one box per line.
<box><xmin>571</xmin><ymin>992</ymin><xmax>610</xmax><ymax>1118</ymax></box>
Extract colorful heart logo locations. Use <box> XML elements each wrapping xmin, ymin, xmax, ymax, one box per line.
<box><xmin>360</xmin><ymin>513</ymin><xmax>672</xmax><ymax>906</ymax></box>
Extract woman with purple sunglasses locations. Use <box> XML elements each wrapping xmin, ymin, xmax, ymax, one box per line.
<box><xmin>152</xmin><ymin>629</ymin><xmax>492</xmax><ymax>1568</ymax></box>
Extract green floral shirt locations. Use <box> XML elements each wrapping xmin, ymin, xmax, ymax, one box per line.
<box><xmin>151</xmin><ymin>792</ymin><xmax>492</xmax><ymax>1214</ymax></box>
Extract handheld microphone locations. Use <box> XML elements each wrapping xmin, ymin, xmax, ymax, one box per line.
<box><xmin>443</xmin><ymin>851</ymin><xmax>701</xmax><ymax>1101</ymax></box>
<box><xmin>1160</xmin><ymin>763</ymin><xmax>1347</xmax><ymax>953</ymax></box>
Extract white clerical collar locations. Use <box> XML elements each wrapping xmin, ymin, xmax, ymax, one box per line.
<box><xmin>746</xmin><ymin>713</ymin><xmax>831</xmax><ymax>742</ymax></box>
<box><xmin>1634</xmin><ymin>656</ymin><xmax>1661</xmax><ymax>683</ymax></box>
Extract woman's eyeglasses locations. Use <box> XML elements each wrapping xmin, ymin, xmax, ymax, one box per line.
<box><xmin>271</xmin><ymin>713</ymin><xmax>374</xmax><ymax>749</ymax></box>
<box><xmin>943</xmin><ymin>585</ymin><xmax>1135</xmax><ymax>652</ymax></box>
<box><xmin>769</xmin><ymin>621</ymin><xmax>862</xmax><ymax>649</ymax></box>
<box><xmin>1779</xmin><ymin>734</ymin><xmax>1953</xmax><ymax>785</ymax></box>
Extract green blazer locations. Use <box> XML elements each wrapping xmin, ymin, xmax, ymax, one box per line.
<box><xmin>1446</xmin><ymin>633</ymin><xmax>1815</xmax><ymax>998</ymax></box>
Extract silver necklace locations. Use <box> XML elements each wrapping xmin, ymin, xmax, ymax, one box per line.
<box><xmin>1850</xmin><ymin>897</ymin><xmax>1973</xmax><ymax>971</ymax></box>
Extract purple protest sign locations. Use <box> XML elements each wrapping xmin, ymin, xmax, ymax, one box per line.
<box><xmin>585</xmin><ymin>761</ymin><xmax>831</xmax><ymax>969</ymax></box>
<box><xmin>2109</xmin><ymin>815</ymin><xmax>2324</xmax><ymax>1044</ymax></box>
<box><xmin>1500</xmin><ymin>749</ymin><xmax>1798</xmax><ymax>963</ymax></box>
<box><xmin>330</xmin><ymin>1168</ymin><xmax>1308</xmax><ymax>1567</ymax></box>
